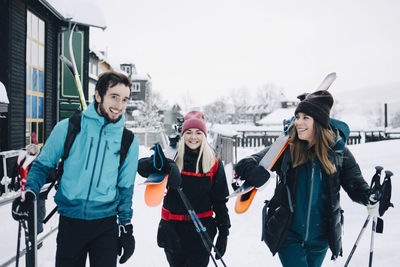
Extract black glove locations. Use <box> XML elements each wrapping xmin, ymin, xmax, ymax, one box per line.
<box><xmin>138</xmin><ymin>144</ymin><xmax>172</xmax><ymax>178</ymax></box>
<box><xmin>138</xmin><ymin>157</ymin><xmax>156</xmax><ymax>178</ymax></box>
<box><xmin>118</xmin><ymin>223</ymin><xmax>135</xmax><ymax>264</ymax></box>
<box><xmin>234</xmin><ymin>157</ymin><xmax>258</xmax><ymax>178</ymax></box>
<box><xmin>246</xmin><ymin>166</ymin><xmax>271</xmax><ymax>188</ymax></box>
<box><xmin>214</xmin><ymin>227</ymin><xmax>228</xmax><ymax>259</ymax></box>
<box><xmin>167</xmin><ymin>162</ymin><xmax>182</xmax><ymax>189</ymax></box>
<box><xmin>12</xmin><ymin>190</ymin><xmax>36</xmax><ymax>221</ymax></box>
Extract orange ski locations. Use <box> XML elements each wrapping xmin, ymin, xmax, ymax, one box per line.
<box><xmin>144</xmin><ymin>174</ymin><xmax>168</xmax><ymax>207</ymax></box>
<box><xmin>233</xmin><ymin>136</ymin><xmax>290</xmax><ymax>213</ymax></box>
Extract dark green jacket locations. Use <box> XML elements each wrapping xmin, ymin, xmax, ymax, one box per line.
<box><xmin>253</xmin><ymin>119</ymin><xmax>370</xmax><ymax>259</ymax></box>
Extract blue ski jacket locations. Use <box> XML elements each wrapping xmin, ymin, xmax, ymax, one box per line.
<box><xmin>27</xmin><ymin>102</ymin><xmax>139</xmax><ymax>223</ymax></box>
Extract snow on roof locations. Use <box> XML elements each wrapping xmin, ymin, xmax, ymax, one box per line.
<box><xmin>258</xmin><ymin>107</ymin><xmax>295</xmax><ymax>126</ymax></box>
<box><xmin>90</xmin><ymin>49</ymin><xmax>107</xmax><ymax>61</ymax></box>
<box><xmin>41</xmin><ymin>0</ymin><xmax>107</xmax><ymax>29</ymax></box>
<box><xmin>133</xmin><ymin>73</ymin><xmax>151</xmax><ymax>81</ymax></box>
<box><xmin>0</xmin><ymin>81</ymin><xmax>9</xmax><ymax>104</ymax></box>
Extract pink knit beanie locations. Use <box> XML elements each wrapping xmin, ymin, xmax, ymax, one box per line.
<box><xmin>181</xmin><ymin>111</ymin><xmax>207</xmax><ymax>136</ymax></box>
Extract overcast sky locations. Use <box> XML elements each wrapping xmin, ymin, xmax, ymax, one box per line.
<box><xmin>89</xmin><ymin>0</ymin><xmax>400</xmax><ymax>108</ymax></box>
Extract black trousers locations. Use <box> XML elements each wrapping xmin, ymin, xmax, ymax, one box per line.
<box><xmin>56</xmin><ymin>215</ymin><xmax>118</xmax><ymax>267</ymax></box>
<box><xmin>164</xmin><ymin>248</ymin><xmax>210</xmax><ymax>267</ymax></box>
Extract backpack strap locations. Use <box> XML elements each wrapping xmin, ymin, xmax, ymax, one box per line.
<box><xmin>59</xmin><ymin>112</ymin><xmax>82</xmax><ymax>176</ymax></box>
<box><xmin>209</xmin><ymin>156</ymin><xmax>219</xmax><ymax>185</ymax></box>
<box><xmin>119</xmin><ymin>128</ymin><xmax>135</xmax><ymax>171</ymax></box>
<box><xmin>42</xmin><ymin>112</ymin><xmax>82</xmax><ymax>199</ymax></box>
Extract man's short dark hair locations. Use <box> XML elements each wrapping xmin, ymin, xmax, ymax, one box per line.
<box><xmin>95</xmin><ymin>71</ymin><xmax>132</xmax><ymax>100</ymax></box>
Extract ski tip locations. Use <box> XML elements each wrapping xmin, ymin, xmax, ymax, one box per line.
<box><xmin>234</xmin><ymin>189</ymin><xmax>257</xmax><ymax>214</ymax></box>
<box><xmin>316</xmin><ymin>72</ymin><xmax>337</xmax><ymax>91</ymax></box>
<box><xmin>144</xmin><ymin>175</ymin><xmax>168</xmax><ymax>207</ymax></box>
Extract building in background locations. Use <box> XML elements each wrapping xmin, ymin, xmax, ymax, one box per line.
<box><xmin>0</xmin><ymin>0</ymin><xmax>105</xmax><ymax>151</ymax></box>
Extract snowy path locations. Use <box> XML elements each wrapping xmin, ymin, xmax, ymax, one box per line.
<box><xmin>1</xmin><ymin>140</ymin><xmax>399</xmax><ymax>266</ymax></box>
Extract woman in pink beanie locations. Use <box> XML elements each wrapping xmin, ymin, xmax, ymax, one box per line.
<box><xmin>157</xmin><ymin>110</ymin><xmax>231</xmax><ymax>267</ymax></box>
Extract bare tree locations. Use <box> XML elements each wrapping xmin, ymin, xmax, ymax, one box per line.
<box><xmin>182</xmin><ymin>89</ymin><xmax>194</xmax><ymax>113</ymax></box>
<box><xmin>391</xmin><ymin>111</ymin><xmax>400</xmax><ymax>128</ymax></box>
<box><xmin>203</xmin><ymin>97</ymin><xmax>228</xmax><ymax>125</ymax></box>
<box><xmin>255</xmin><ymin>83</ymin><xmax>284</xmax><ymax>110</ymax></box>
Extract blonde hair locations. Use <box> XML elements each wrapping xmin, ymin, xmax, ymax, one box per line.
<box><xmin>289</xmin><ymin>121</ymin><xmax>336</xmax><ymax>175</ymax></box>
<box><xmin>175</xmin><ymin>133</ymin><xmax>216</xmax><ymax>173</ymax></box>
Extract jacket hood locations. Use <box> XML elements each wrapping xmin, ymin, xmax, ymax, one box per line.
<box><xmin>330</xmin><ymin>118</ymin><xmax>350</xmax><ymax>143</ymax></box>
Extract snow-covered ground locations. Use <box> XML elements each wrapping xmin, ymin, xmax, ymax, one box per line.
<box><xmin>1</xmin><ymin>140</ymin><xmax>399</xmax><ymax>266</ymax></box>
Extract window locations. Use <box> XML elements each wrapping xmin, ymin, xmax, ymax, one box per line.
<box><xmin>131</xmin><ymin>82</ymin><xmax>140</xmax><ymax>92</ymax></box>
<box><xmin>26</xmin><ymin>11</ymin><xmax>45</xmax><ymax>145</ymax></box>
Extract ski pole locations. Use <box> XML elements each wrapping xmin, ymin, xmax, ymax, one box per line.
<box><xmin>344</xmin><ymin>166</ymin><xmax>383</xmax><ymax>267</ymax></box>
<box><xmin>344</xmin><ymin>215</ymin><xmax>371</xmax><ymax>267</ymax></box>
<box><xmin>369</xmin><ymin>216</ymin><xmax>378</xmax><ymax>267</ymax></box>
<box><xmin>368</xmin><ymin>166</ymin><xmax>383</xmax><ymax>267</ymax></box>
<box><xmin>177</xmin><ymin>188</ymin><xmax>227</xmax><ymax>267</ymax></box>
<box><xmin>16</xmin><ymin>221</ymin><xmax>22</xmax><ymax>267</ymax></box>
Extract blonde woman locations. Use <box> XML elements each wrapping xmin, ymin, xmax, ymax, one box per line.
<box><xmin>138</xmin><ymin>111</ymin><xmax>230</xmax><ymax>267</ymax></box>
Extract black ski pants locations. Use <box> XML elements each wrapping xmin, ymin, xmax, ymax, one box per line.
<box><xmin>56</xmin><ymin>215</ymin><xmax>118</xmax><ymax>267</ymax></box>
<box><xmin>164</xmin><ymin>248</ymin><xmax>210</xmax><ymax>267</ymax></box>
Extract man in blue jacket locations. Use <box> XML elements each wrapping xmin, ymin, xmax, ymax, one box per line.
<box><xmin>12</xmin><ymin>71</ymin><xmax>139</xmax><ymax>266</ymax></box>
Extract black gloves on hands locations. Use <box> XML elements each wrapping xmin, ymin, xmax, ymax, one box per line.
<box><xmin>214</xmin><ymin>227</ymin><xmax>229</xmax><ymax>259</ymax></box>
<box><xmin>138</xmin><ymin>143</ymin><xmax>173</xmax><ymax>178</ymax></box>
<box><xmin>235</xmin><ymin>157</ymin><xmax>271</xmax><ymax>188</ymax></box>
<box><xmin>118</xmin><ymin>223</ymin><xmax>135</xmax><ymax>264</ymax></box>
<box><xmin>247</xmin><ymin>165</ymin><xmax>271</xmax><ymax>188</ymax></box>
<box><xmin>234</xmin><ymin>157</ymin><xmax>257</xmax><ymax>179</ymax></box>
<box><xmin>138</xmin><ymin>157</ymin><xmax>156</xmax><ymax>178</ymax></box>
<box><xmin>12</xmin><ymin>190</ymin><xmax>36</xmax><ymax>221</ymax></box>
<box><xmin>167</xmin><ymin>162</ymin><xmax>182</xmax><ymax>189</ymax></box>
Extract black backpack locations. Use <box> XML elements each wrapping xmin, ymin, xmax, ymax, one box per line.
<box><xmin>42</xmin><ymin>112</ymin><xmax>135</xmax><ymax>223</ymax></box>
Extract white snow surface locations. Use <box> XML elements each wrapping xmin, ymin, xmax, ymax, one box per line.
<box><xmin>1</xmin><ymin>140</ymin><xmax>399</xmax><ymax>266</ymax></box>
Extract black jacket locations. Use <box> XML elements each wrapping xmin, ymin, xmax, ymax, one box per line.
<box><xmin>157</xmin><ymin>147</ymin><xmax>230</xmax><ymax>252</ymax></box>
<box><xmin>242</xmin><ymin>122</ymin><xmax>370</xmax><ymax>259</ymax></box>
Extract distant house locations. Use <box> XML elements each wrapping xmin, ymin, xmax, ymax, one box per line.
<box><xmin>88</xmin><ymin>49</ymin><xmax>113</xmax><ymax>102</ymax></box>
<box><xmin>0</xmin><ymin>0</ymin><xmax>105</xmax><ymax>151</ymax></box>
<box><xmin>257</xmin><ymin>100</ymin><xmax>298</xmax><ymax>129</ymax></box>
<box><xmin>235</xmin><ymin>104</ymin><xmax>272</xmax><ymax>124</ymax></box>
<box><xmin>120</xmin><ymin>63</ymin><xmax>152</xmax><ymax>121</ymax></box>
<box><xmin>120</xmin><ymin>63</ymin><xmax>152</xmax><ymax>102</ymax></box>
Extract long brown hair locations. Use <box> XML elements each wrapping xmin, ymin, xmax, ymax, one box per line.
<box><xmin>289</xmin><ymin>121</ymin><xmax>336</xmax><ymax>174</ymax></box>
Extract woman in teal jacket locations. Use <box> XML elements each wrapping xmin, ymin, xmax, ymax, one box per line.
<box><xmin>235</xmin><ymin>91</ymin><xmax>372</xmax><ymax>267</ymax></box>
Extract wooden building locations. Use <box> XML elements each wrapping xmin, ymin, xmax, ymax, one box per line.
<box><xmin>0</xmin><ymin>0</ymin><xmax>105</xmax><ymax>151</ymax></box>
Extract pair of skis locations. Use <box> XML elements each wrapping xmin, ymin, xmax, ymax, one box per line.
<box><xmin>228</xmin><ymin>72</ymin><xmax>337</xmax><ymax>214</ymax></box>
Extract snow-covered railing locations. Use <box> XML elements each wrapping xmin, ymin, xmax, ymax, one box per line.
<box><xmin>236</xmin><ymin>130</ymin><xmax>281</xmax><ymax>148</ymax></box>
<box><xmin>127</xmin><ymin>128</ymin><xmax>168</xmax><ymax>148</ymax></box>
<box><xmin>0</xmin><ymin>183</ymin><xmax>52</xmax><ymax>207</ymax></box>
<box><xmin>221</xmin><ymin>130</ymin><xmax>400</xmax><ymax>148</ymax></box>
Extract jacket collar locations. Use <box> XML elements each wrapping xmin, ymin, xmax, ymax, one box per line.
<box><xmin>82</xmin><ymin>101</ymin><xmax>125</xmax><ymax>129</ymax></box>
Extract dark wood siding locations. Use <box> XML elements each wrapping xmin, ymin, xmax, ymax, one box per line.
<box><xmin>0</xmin><ymin>0</ymin><xmax>10</xmax><ymax>151</ymax></box>
<box><xmin>8</xmin><ymin>0</ymin><xmax>26</xmax><ymax>150</ymax></box>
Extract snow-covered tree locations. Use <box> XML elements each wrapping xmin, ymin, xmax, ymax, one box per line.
<box><xmin>203</xmin><ymin>97</ymin><xmax>228</xmax><ymax>125</ymax></box>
